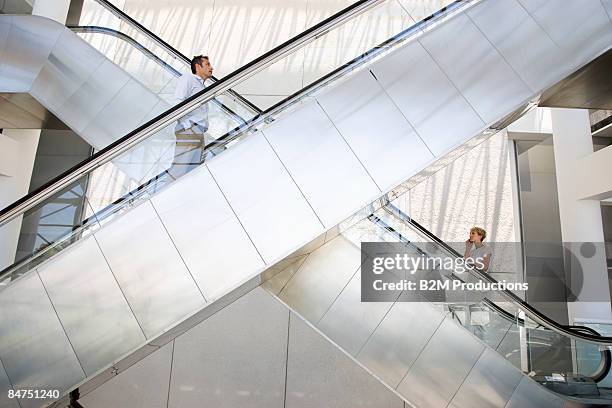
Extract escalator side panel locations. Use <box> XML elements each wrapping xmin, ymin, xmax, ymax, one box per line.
<box><xmin>0</xmin><ymin>271</ymin><xmax>85</xmax><ymax>408</ymax></box>
<box><xmin>0</xmin><ymin>15</ymin><xmax>174</xmax><ymax>182</ymax></box>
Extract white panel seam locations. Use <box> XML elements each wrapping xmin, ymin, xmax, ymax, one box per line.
<box><xmin>314</xmin><ymin>99</ymin><xmax>383</xmax><ymax>192</ymax></box>
<box><xmin>368</xmin><ymin>69</ymin><xmax>435</xmax><ymax>158</ymax></box>
<box><xmin>261</xmin><ymin>130</ymin><xmax>327</xmax><ymax>229</ymax></box>
<box><xmin>601</xmin><ymin>0</ymin><xmax>612</xmax><ymax>26</ymax></box>
<box><xmin>36</xmin><ymin>269</ymin><xmax>88</xmax><ymax>378</ymax></box>
<box><xmin>465</xmin><ymin>6</ymin><xmax>536</xmax><ymax>93</ymax></box>
<box><xmin>92</xmin><ymin>233</ymin><xmax>149</xmax><ymax>340</ymax></box>
<box><xmin>204</xmin><ymin>165</ymin><xmax>267</xmax><ymax>265</ymax></box>
<box><xmin>416</xmin><ymin>32</ymin><xmax>487</xmax><ymax>126</ymax></box>
<box><xmin>149</xmin><ymin>200</ymin><xmax>208</xmax><ymax>303</ymax></box>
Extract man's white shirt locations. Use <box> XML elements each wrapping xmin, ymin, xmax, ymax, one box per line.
<box><xmin>172</xmin><ymin>73</ymin><xmax>209</xmax><ymax>132</ymax></box>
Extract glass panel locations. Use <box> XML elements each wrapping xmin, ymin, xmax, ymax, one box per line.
<box><xmin>0</xmin><ymin>0</ymin><xmax>467</xmax><ymax>291</ymax></box>
<box><xmin>371</xmin><ymin>202</ymin><xmax>612</xmax><ymax>399</ymax></box>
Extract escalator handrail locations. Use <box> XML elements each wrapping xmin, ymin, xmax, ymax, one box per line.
<box><xmin>383</xmin><ymin>201</ymin><xmax>612</xmax><ymax>346</ymax></box>
<box><xmin>90</xmin><ymin>0</ymin><xmax>262</xmax><ymax>115</ymax></box>
<box><xmin>0</xmin><ymin>0</ymin><xmax>475</xmax><ymax>285</ymax></box>
<box><xmin>68</xmin><ymin>25</ymin><xmax>182</xmax><ymax>77</ymax></box>
<box><xmin>0</xmin><ymin>0</ymin><xmax>387</xmax><ymax>226</ymax></box>
<box><xmin>372</xmin><ymin>206</ymin><xmax>612</xmax><ymax>382</ymax></box>
<box><xmin>68</xmin><ymin>25</ymin><xmax>248</xmax><ymax>125</ymax></box>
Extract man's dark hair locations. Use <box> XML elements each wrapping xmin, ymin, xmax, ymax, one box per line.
<box><xmin>191</xmin><ymin>55</ymin><xmax>209</xmax><ymax>74</ymax></box>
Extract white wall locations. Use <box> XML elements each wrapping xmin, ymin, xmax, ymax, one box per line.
<box><xmin>392</xmin><ymin>130</ymin><xmax>521</xmax><ymax>279</ymax></box>
<box><xmin>551</xmin><ymin>108</ymin><xmax>612</xmax><ymax>322</ymax></box>
<box><xmin>32</xmin><ymin>0</ymin><xmax>71</xmax><ymax>23</ymax></box>
<box><xmin>0</xmin><ymin>130</ymin><xmax>40</xmax><ymax>271</ymax></box>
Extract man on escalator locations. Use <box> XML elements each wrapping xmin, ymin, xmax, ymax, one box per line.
<box><xmin>173</xmin><ymin>55</ymin><xmax>219</xmax><ymax>164</ymax></box>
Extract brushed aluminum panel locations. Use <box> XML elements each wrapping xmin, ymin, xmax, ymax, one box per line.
<box><xmin>37</xmin><ymin>236</ymin><xmax>146</xmax><ymax>376</ymax></box>
<box><xmin>0</xmin><ymin>272</ymin><xmax>84</xmax><ymax>403</ymax></box>
<box><xmin>80</xmin><ymin>342</ymin><xmax>173</xmax><ymax>408</ymax></box>
<box><xmin>357</xmin><ymin>295</ymin><xmax>446</xmax><ymax>387</ymax></box>
<box><xmin>0</xmin><ymin>15</ymin><xmax>63</xmax><ymax>92</ymax></box>
<box><xmin>0</xmin><ymin>359</ymin><xmax>18</xmax><ymax>408</ymax></box>
<box><xmin>504</xmin><ymin>376</ymin><xmax>564</xmax><ymax>408</ymax></box>
<box><xmin>518</xmin><ymin>0</ymin><xmax>612</xmax><ymax>68</ymax></box>
<box><xmin>207</xmin><ymin>133</ymin><xmax>325</xmax><ymax>264</ymax></box>
<box><xmin>151</xmin><ymin>165</ymin><xmax>265</xmax><ymax>301</ymax></box>
<box><xmin>316</xmin><ymin>69</ymin><xmax>435</xmax><ymax>191</ymax></box>
<box><xmin>279</xmin><ymin>235</ymin><xmax>361</xmax><ymax>323</ymax></box>
<box><xmin>286</xmin><ymin>313</ymin><xmax>404</xmax><ymax>408</ymax></box>
<box><xmin>371</xmin><ymin>40</ymin><xmax>485</xmax><ymax>157</ymax></box>
<box><xmin>94</xmin><ymin>200</ymin><xmax>206</xmax><ymax>338</ymax></box>
<box><xmin>419</xmin><ymin>12</ymin><xmax>531</xmax><ymax>124</ymax></box>
<box><xmin>318</xmin><ymin>273</ymin><xmax>396</xmax><ymax>356</ymax></box>
<box><xmin>30</xmin><ymin>29</ymin><xmax>106</xmax><ymax>112</ymax></box>
<box><xmin>168</xmin><ymin>288</ymin><xmax>287</xmax><ymax>408</ymax></box>
<box><xmin>449</xmin><ymin>348</ymin><xmax>522</xmax><ymax>408</ymax></box>
<box><xmin>397</xmin><ymin>317</ymin><xmax>485</xmax><ymax>408</ymax></box>
<box><xmin>466</xmin><ymin>0</ymin><xmax>564</xmax><ymax>92</ymax></box>
<box><xmin>84</xmin><ymin>78</ymin><xmax>160</xmax><ymax>148</ymax></box>
<box><xmin>60</xmin><ymin>58</ymin><xmax>130</xmax><ymax>133</ymax></box>
<box><xmin>263</xmin><ymin>101</ymin><xmax>380</xmax><ymax>227</ymax></box>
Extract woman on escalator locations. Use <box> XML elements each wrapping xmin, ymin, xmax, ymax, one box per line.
<box><xmin>464</xmin><ymin>226</ymin><xmax>492</xmax><ymax>273</ymax></box>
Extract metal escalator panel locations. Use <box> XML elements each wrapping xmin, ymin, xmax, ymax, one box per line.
<box><xmin>1</xmin><ymin>0</ymin><xmax>612</xmax><ymax>405</ymax></box>
<box><xmin>374</xmin><ymin>202</ymin><xmax>612</xmax><ymax>398</ymax></box>
<box><xmin>267</xmin><ymin>209</ymin><xmax>612</xmax><ymax>406</ymax></box>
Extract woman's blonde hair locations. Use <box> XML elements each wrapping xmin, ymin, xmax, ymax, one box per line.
<box><xmin>470</xmin><ymin>226</ymin><xmax>487</xmax><ymax>241</ymax></box>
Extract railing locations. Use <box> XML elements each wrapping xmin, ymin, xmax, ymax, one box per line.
<box><xmin>379</xmin><ymin>199</ymin><xmax>612</xmax><ymax>346</ymax></box>
<box><xmin>370</xmin><ymin>204</ymin><xmax>612</xmax><ymax>385</ymax></box>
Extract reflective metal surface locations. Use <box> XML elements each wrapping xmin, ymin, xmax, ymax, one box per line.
<box><xmin>397</xmin><ymin>317</ymin><xmax>485</xmax><ymax>408</ymax></box>
<box><xmin>279</xmin><ymin>235</ymin><xmax>361</xmax><ymax>322</ymax></box>
<box><xmin>207</xmin><ymin>133</ymin><xmax>325</xmax><ymax>264</ymax></box>
<box><xmin>30</xmin><ymin>29</ymin><xmax>106</xmax><ymax>112</ymax></box>
<box><xmin>0</xmin><ymin>272</ymin><xmax>84</xmax><ymax>404</ymax></box>
<box><xmin>0</xmin><ymin>15</ymin><xmax>63</xmax><ymax>92</ymax></box>
<box><xmin>518</xmin><ymin>0</ymin><xmax>612</xmax><ymax>67</ymax></box>
<box><xmin>94</xmin><ymin>201</ymin><xmax>206</xmax><ymax>337</ymax></box>
<box><xmin>448</xmin><ymin>348</ymin><xmax>522</xmax><ymax>408</ymax></box>
<box><xmin>0</xmin><ymin>15</ymin><xmax>174</xmax><ymax>181</ymax></box>
<box><xmin>318</xmin><ymin>272</ymin><xmax>397</xmax><ymax>355</ymax></box>
<box><xmin>169</xmin><ymin>288</ymin><xmax>287</xmax><ymax>408</ymax></box>
<box><xmin>151</xmin><ymin>165</ymin><xmax>264</xmax><ymax>301</ymax></box>
<box><xmin>357</xmin><ymin>297</ymin><xmax>447</xmax><ymax>387</ymax></box>
<box><xmin>419</xmin><ymin>13</ymin><xmax>531</xmax><ymax>124</ymax></box>
<box><xmin>263</xmin><ymin>101</ymin><xmax>380</xmax><ymax>227</ymax></box>
<box><xmin>286</xmin><ymin>312</ymin><xmax>404</xmax><ymax>408</ymax></box>
<box><xmin>540</xmin><ymin>49</ymin><xmax>612</xmax><ymax>110</ymax></box>
<box><xmin>371</xmin><ymin>40</ymin><xmax>485</xmax><ymax>156</ymax></box>
<box><xmin>0</xmin><ymin>359</ymin><xmax>18</xmax><ymax>408</ymax></box>
<box><xmin>466</xmin><ymin>0</ymin><xmax>564</xmax><ymax>92</ymax></box>
<box><xmin>316</xmin><ymin>69</ymin><xmax>435</xmax><ymax>191</ymax></box>
<box><xmin>37</xmin><ymin>236</ymin><xmax>145</xmax><ymax>376</ymax></box>
<box><xmin>505</xmin><ymin>375</ymin><xmax>564</xmax><ymax>408</ymax></box>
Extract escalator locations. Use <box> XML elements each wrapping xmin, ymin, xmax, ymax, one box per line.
<box><xmin>1</xmin><ymin>0</ymin><xmax>612</xmax><ymax>406</ymax></box>
<box><xmin>266</xmin><ymin>199</ymin><xmax>612</xmax><ymax>406</ymax></box>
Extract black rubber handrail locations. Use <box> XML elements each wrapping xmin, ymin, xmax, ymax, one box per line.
<box><xmin>0</xmin><ymin>0</ymin><xmax>387</xmax><ymax>226</ymax></box>
<box><xmin>68</xmin><ymin>25</ymin><xmax>247</xmax><ymax>125</ymax></box>
<box><xmin>380</xmin><ymin>201</ymin><xmax>612</xmax><ymax>345</ymax></box>
<box><xmin>370</xmin><ymin>207</ymin><xmax>612</xmax><ymax>382</ymax></box>
<box><xmin>91</xmin><ymin>0</ymin><xmax>262</xmax><ymax>115</ymax></box>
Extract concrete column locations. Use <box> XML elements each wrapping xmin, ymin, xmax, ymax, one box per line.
<box><xmin>32</xmin><ymin>0</ymin><xmax>71</xmax><ymax>24</ymax></box>
<box><xmin>551</xmin><ymin>108</ymin><xmax>611</xmax><ymax>323</ymax></box>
